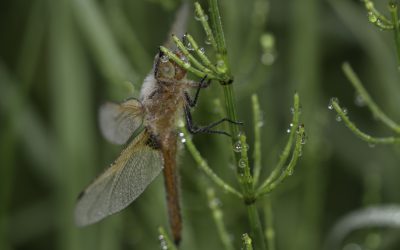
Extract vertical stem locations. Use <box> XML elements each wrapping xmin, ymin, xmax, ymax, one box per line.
<box><xmin>207</xmin><ymin>188</ymin><xmax>235</xmax><ymax>250</ymax></box>
<box><xmin>264</xmin><ymin>198</ymin><xmax>276</xmax><ymax>250</ymax></box>
<box><xmin>252</xmin><ymin>94</ymin><xmax>262</xmax><ymax>186</ymax></box>
<box><xmin>247</xmin><ymin>204</ymin><xmax>266</xmax><ymax>250</ymax></box>
<box><xmin>207</xmin><ymin>1</ymin><xmax>265</xmax><ymax>248</ymax></box>
<box><xmin>389</xmin><ymin>1</ymin><xmax>400</xmax><ymax>67</ymax></box>
<box><xmin>222</xmin><ymin>86</ymin><xmax>240</xmax><ymax>139</ymax></box>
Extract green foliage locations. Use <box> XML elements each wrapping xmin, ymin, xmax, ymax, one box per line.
<box><xmin>2</xmin><ymin>0</ymin><xmax>400</xmax><ymax>249</ymax></box>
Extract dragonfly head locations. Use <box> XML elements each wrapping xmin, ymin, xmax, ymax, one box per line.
<box><xmin>155</xmin><ymin>50</ymin><xmax>187</xmax><ymax>81</ymax></box>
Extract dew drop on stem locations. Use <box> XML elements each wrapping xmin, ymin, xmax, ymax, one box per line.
<box><xmin>354</xmin><ymin>94</ymin><xmax>365</xmax><ymax>107</ymax></box>
<box><xmin>233</xmin><ymin>140</ymin><xmax>249</xmax><ymax>153</ymax></box>
<box><xmin>328</xmin><ymin>97</ymin><xmax>339</xmax><ymax>110</ymax></box>
<box><xmin>195</xmin><ymin>14</ymin><xmax>208</xmax><ymax>21</ymax></box>
<box><xmin>336</xmin><ymin>114</ymin><xmax>342</xmax><ymax>122</ymax></box>
<box><xmin>238</xmin><ymin>158</ymin><xmax>247</xmax><ymax>169</ymax></box>
<box><xmin>342</xmin><ymin>107</ymin><xmax>348</xmax><ymax>115</ymax></box>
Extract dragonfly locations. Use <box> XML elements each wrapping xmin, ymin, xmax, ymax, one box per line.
<box><xmin>74</xmin><ymin>3</ymin><xmax>241</xmax><ymax>245</ymax></box>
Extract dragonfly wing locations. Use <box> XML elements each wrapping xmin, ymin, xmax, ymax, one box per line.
<box><xmin>99</xmin><ymin>98</ymin><xmax>144</xmax><ymax>145</ymax></box>
<box><xmin>75</xmin><ymin>131</ymin><xmax>163</xmax><ymax>226</ymax></box>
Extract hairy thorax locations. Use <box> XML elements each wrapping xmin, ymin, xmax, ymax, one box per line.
<box><xmin>140</xmin><ymin>74</ymin><xmax>187</xmax><ymax>140</ymax></box>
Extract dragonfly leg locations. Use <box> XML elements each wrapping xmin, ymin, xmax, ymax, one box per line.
<box><xmin>184</xmin><ymin>75</ymin><xmax>210</xmax><ymax>108</ymax></box>
<box><xmin>184</xmin><ymin>105</ymin><xmax>243</xmax><ymax>137</ymax></box>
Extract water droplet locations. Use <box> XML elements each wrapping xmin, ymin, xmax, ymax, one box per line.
<box><xmin>195</xmin><ymin>14</ymin><xmax>208</xmax><ymax>21</ymax></box>
<box><xmin>183</xmin><ymin>58</ymin><xmax>191</xmax><ymax>68</ymax></box>
<box><xmin>290</xmin><ymin>123</ymin><xmax>293</xmax><ymax>127</ymax></box>
<box><xmin>205</xmin><ymin>38</ymin><xmax>212</xmax><ymax>45</ymax></box>
<box><xmin>368</xmin><ymin>12</ymin><xmax>377</xmax><ymax>23</ymax></box>
<box><xmin>238</xmin><ymin>158</ymin><xmax>247</xmax><ymax>168</ymax></box>
<box><xmin>185</xmin><ymin>41</ymin><xmax>194</xmax><ymax>51</ymax></box>
<box><xmin>287</xmin><ymin>168</ymin><xmax>294</xmax><ymax>176</ymax></box>
<box><xmin>342</xmin><ymin>107</ymin><xmax>348</xmax><ymax>115</ymax></box>
<box><xmin>290</xmin><ymin>107</ymin><xmax>295</xmax><ymax>114</ymax></box>
<box><xmin>328</xmin><ymin>97</ymin><xmax>339</xmax><ymax>110</ymax></box>
<box><xmin>286</xmin><ymin>128</ymin><xmax>291</xmax><ymax>133</ymax></box>
<box><xmin>233</xmin><ymin>141</ymin><xmax>249</xmax><ymax>152</ymax></box>
<box><xmin>159</xmin><ymin>234</ymin><xmax>168</xmax><ymax>250</ymax></box>
<box><xmin>178</xmin><ymin>132</ymin><xmax>184</xmax><ymax>137</ymax></box>
<box><xmin>199</xmin><ymin>47</ymin><xmax>205</xmax><ymax>54</ymax></box>
<box><xmin>160</xmin><ymin>54</ymin><xmax>169</xmax><ymax>63</ymax></box>
<box><xmin>368</xmin><ymin>142</ymin><xmax>376</xmax><ymax>148</ymax></box>
<box><xmin>233</xmin><ymin>141</ymin><xmax>242</xmax><ymax>152</ymax></box>
<box><xmin>354</xmin><ymin>94</ymin><xmax>365</xmax><ymax>107</ymax></box>
<box><xmin>336</xmin><ymin>114</ymin><xmax>342</xmax><ymax>122</ymax></box>
<box><xmin>376</xmin><ymin>18</ymin><xmax>382</xmax><ymax>26</ymax></box>
<box><xmin>257</xmin><ymin>121</ymin><xmax>264</xmax><ymax>127</ymax></box>
<box><xmin>181</xmin><ymin>138</ymin><xmax>186</xmax><ymax>144</ymax></box>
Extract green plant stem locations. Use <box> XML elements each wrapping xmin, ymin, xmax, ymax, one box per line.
<box><xmin>257</xmin><ymin>125</ymin><xmax>305</xmax><ymax>197</ymax></box>
<box><xmin>206</xmin><ymin>1</ymin><xmax>265</xmax><ymax>248</ymax></box>
<box><xmin>264</xmin><ymin>198</ymin><xmax>276</xmax><ymax>250</ymax></box>
<box><xmin>246</xmin><ymin>204</ymin><xmax>265</xmax><ymax>250</ymax></box>
<box><xmin>257</xmin><ymin>93</ymin><xmax>300</xmax><ymax>192</ymax></box>
<box><xmin>252</xmin><ymin>94</ymin><xmax>262</xmax><ymax>186</ymax></box>
<box><xmin>332</xmin><ymin>100</ymin><xmax>400</xmax><ymax>144</ymax></box>
<box><xmin>342</xmin><ymin>62</ymin><xmax>400</xmax><ymax>133</ymax></box>
<box><xmin>363</xmin><ymin>0</ymin><xmax>393</xmax><ymax>28</ymax></box>
<box><xmin>208</xmin><ymin>0</ymin><xmax>227</xmax><ymax>57</ymax></box>
<box><xmin>222</xmin><ymin>86</ymin><xmax>240</xmax><ymax>139</ymax></box>
<box><xmin>242</xmin><ymin>233</ymin><xmax>254</xmax><ymax>250</ymax></box>
<box><xmin>181</xmin><ymin>127</ymin><xmax>243</xmax><ymax>199</ymax></box>
<box><xmin>185</xmin><ymin>34</ymin><xmax>219</xmax><ymax>73</ymax></box>
<box><xmin>389</xmin><ymin>2</ymin><xmax>400</xmax><ymax>66</ymax></box>
<box><xmin>194</xmin><ymin>2</ymin><xmax>218</xmax><ymax>51</ymax></box>
<box><xmin>158</xmin><ymin>227</ymin><xmax>177</xmax><ymax>250</ymax></box>
<box><xmin>172</xmin><ymin>34</ymin><xmax>212</xmax><ymax>74</ymax></box>
<box><xmin>206</xmin><ymin>188</ymin><xmax>235</xmax><ymax>250</ymax></box>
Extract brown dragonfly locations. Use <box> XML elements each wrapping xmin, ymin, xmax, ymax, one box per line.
<box><xmin>74</xmin><ymin>50</ymin><xmax>240</xmax><ymax>243</ymax></box>
<box><xmin>74</xmin><ymin>3</ymin><xmax>240</xmax><ymax>245</ymax></box>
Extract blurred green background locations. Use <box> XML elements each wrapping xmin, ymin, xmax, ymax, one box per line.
<box><xmin>2</xmin><ymin>0</ymin><xmax>400</xmax><ymax>249</ymax></box>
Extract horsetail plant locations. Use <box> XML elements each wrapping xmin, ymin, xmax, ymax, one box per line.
<box><xmin>329</xmin><ymin>1</ymin><xmax>400</xmax><ymax>147</ymax></box>
<box><xmin>162</xmin><ymin>1</ymin><xmax>307</xmax><ymax>249</ymax></box>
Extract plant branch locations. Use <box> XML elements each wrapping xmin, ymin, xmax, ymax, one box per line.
<box><xmin>206</xmin><ymin>188</ymin><xmax>235</xmax><ymax>250</ymax></box>
<box><xmin>242</xmin><ymin>233</ymin><xmax>254</xmax><ymax>250</ymax></box>
<box><xmin>331</xmin><ymin>100</ymin><xmax>400</xmax><ymax>144</ymax></box>
<box><xmin>342</xmin><ymin>62</ymin><xmax>400</xmax><ymax>134</ymax></box>
<box><xmin>389</xmin><ymin>1</ymin><xmax>400</xmax><ymax>65</ymax></box>
<box><xmin>256</xmin><ymin>124</ymin><xmax>305</xmax><ymax>197</ymax></box>
<box><xmin>252</xmin><ymin>94</ymin><xmax>263</xmax><ymax>186</ymax></box>
<box><xmin>181</xmin><ymin>127</ymin><xmax>243</xmax><ymax>199</ymax></box>
<box><xmin>257</xmin><ymin>93</ymin><xmax>300</xmax><ymax>193</ymax></box>
<box><xmin>264</xmin><ymin>197</ymin><xmax>276</xmax><ymax>250</ymax></box>
<box><xmin>158</xmin><ymin>227</ymin><xmax>177</xmax><ymax>250</ymax></box>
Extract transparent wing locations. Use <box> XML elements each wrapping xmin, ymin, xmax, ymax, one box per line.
<box><xmin>75</xmin><ymin>131</ymin><xmax>163</xmax><ymax>226</ymax></box>
<box><xmin>99</xmin><ymin>98</ymin><xmax>144</xmax><ymax>145</ymax></box>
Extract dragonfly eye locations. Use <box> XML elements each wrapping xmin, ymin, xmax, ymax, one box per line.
<box><xmin>159</xmin><ymin>62</ymin><xmax>176</xmax><ymax>79</ymax></box>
